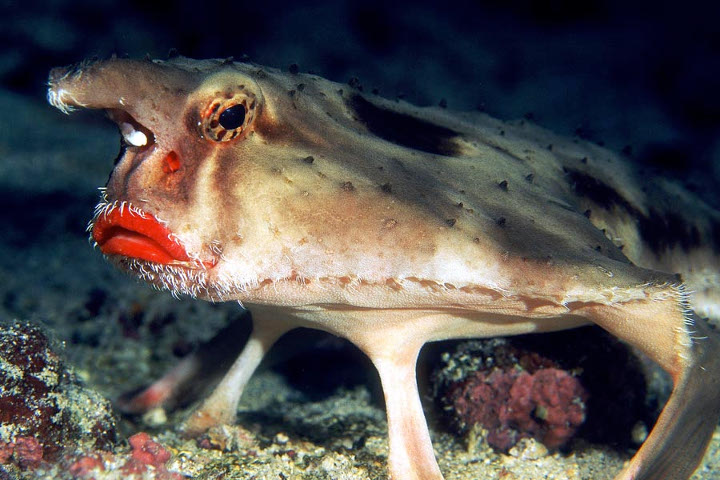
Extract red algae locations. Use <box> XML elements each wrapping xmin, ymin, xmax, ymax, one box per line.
<box><xmin>120</xmin><ymin>432</ymin><xmax>182</xmax><ymax>479</ymax></box>
<box><xmin>13</xmin><ymin>437</ymin><xmax>44</xmax><ymax>470</ymax></box>
<box><xmin>67</xmin><ymin>454</ymin><xmax>105</xmax><ymax>477</ymax></box>
<box><xmin>434</xmin><ymin>337</ymin><xmax>592</xmax><ymax>452</ymax></box>
<box><xmin>447</xmin><ymin>367</ymin><xmax>587</xmax><ymax>451</ymax></box>
<box><xmin>65</xmin><ymin>433</ymin><xmax>182</xmax><ymax>480</ymax></box>
<box><xmin>128</xmin><ymin>432</ymin><xmax>172</xmax><ymax>468</ymax></box>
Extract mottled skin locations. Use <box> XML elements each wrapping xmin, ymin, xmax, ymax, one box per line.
<box><xmin>48</xmin><ymin>57</ymin><xmax>720</xmax><ymax>480</ymax></box>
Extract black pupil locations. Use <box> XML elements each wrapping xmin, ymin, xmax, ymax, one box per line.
<box><xmin>218</xmin><ymin>104</ymin><xmax>246</xmax><ymax>130</ymax></box>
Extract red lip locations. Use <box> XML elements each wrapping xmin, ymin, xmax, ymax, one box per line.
<box><xmin>92</xmin><ymin>207</ymin><xmax>192</xmax><ymax>265</ymax></box>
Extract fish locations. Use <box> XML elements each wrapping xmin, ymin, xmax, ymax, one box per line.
<box><xmin>47</xmin><ymin>56</ymin><xmax>720</xmax><ymax>480</ymax></box>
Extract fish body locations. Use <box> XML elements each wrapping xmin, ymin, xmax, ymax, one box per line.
<box><xmin>48</xmin><ymin>57</ymin><xmax>720</xmax><ymax>480</ymax></box>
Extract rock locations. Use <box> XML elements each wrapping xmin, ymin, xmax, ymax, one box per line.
<box><xmin>0</xmin><ymin>321</ymin><xmax>117</xmax><ymax>472</ymax></box>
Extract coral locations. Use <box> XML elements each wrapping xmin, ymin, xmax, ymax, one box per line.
<box><xmin>434</xmin><ymin>336</ymin><xmax>588</xmax><ymax>451</ymax></box>
<box><xmin>0</xmin><ymin>443</ymin><xmax>12</xmax><ymax>464</ymax></box>
<box><xmin>434</xmin><ymin>328</ymin><xmax>649</xmax><ymax>452</ymax></box>
<box><xmin>127</xmin><ymin>432</ymin><xmax>172</xmax><ymax>469</ymax></box>
<box><xmin>0</xmin><ymin>436</ymin><xmax>45</xmax><ymax>470</ymax></box>
<box><xmin>65</xmin><ymin>433</ymin><xmax>183</xmax><ymax>479</ymax></box>
<box><xmin>13</xmin><ymin>437</ymin><xmax>43</xmax><ymax>470</ymax></box>
<box><xmin>121</xmin><ymin>433</ymin><xmax>183</xmax><ymax>479</ymax></box>
<box><xmin>0</xmin><ymin>321</ymin><xmax>117</xmax><ymax>471</ymax></box>
<box><xmin>66</xmin><ymin>454</ymin><xmax>105</xmax><ymax>477</ymax></box>
<box><xmin>512</xmin><ymin>327</ymin><xmax>650</xmax><ymax>446</ymax></box>
<box><xmin>446</xmin><ymin>366</ymin><xmax>587</xmax><ymax>451</ymax></box>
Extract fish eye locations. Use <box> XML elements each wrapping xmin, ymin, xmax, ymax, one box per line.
<box><xmin>201</xmin><ymin>94</ymin><xmax>256</xmax><ymax>143</ymax></box>
<box><xmin>218</xmin><ymin>104</ymin><xmax>246</xmax><ymax>130</ymax></box>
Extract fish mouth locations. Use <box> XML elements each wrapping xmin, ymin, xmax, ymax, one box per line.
<box><xmin>92</xmin><ymin>205</ymin><xmax>213</xmax><ymax>268</ymax></box>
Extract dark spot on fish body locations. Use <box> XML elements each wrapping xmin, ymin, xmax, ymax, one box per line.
<box><xmin>565</xmin><ymin>168</ymin><xmax>634</xmax><ymax>213</ymax></box>
<box><xmin>381</xmin><ymin>183</ymin><xmax>392</xmax><ymax>194</ymax></box>
<box><xmin>341</xmin><ymin>181</ymin><xmax>355</xmax><ymax>192</ymax></box>
<box><xmin>566</xmin><ymin>167</ymin><xmax>710</xmax><ymax>254</ymax></box>
<box><xmin>446</xmin><ymin>219</ymin><xmax>457</xmax><ymax>227</ymax></box>
<box><xmin>498</xmin><ymin>180</ymin><xmax>508</xmax><ymax>191</ymax></box>
<box><xmin>347</xmin><ymin>95</ymin><xmax>462</xmax><ymax>156</ymax></box>
<box><xmin>637</xmin><ymin>209</ymin><xmax>702</xmax><ymax>253</ymax></box>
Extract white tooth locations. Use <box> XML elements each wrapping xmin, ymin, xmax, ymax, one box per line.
<box><xmin>120</xmin><ymin>122</ymin><xmax>148</xmax><ymax>147</ymax></box>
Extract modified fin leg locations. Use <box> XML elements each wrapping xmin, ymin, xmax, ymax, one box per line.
<box><xmin>364</xmin><ymin>339</ymin><xmax>444</xmax><ymax>480</ymax></box>
<box><xmin>183</xmin><ymin>318</ymin><xmax>291</xmax><ymax>436</ymax></box>
<box><xmin>117</xmin><ymin>354</ymin><xmax>201</xmax><ymax>414</ymax></box>
<box><xmin>116</xmin><ymin>314</ymin><xmax>252</xmax><ymax>414</ymax></box>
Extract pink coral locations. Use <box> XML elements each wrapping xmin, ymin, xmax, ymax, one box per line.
<box><xmin>63</xmin><ymin>433</ymin><xmax>184</xmax><ymax>479</ymax></box>
<box><xmin>0</xmin><ymin>442</ymin><xmax>13</xmax><ymax>464</ymax></box>
<box><xmin>448</xmin><ymin>367</ymin><xmax>587</xmax><ymax>451</ymax></box>
<box><xmin>118</xmin><ymin>432</ymin><xmax>183</xmax><ymax>479</ymax></box>
<box><xmin>13</xmin><ymin>436</ymin><xmax>44</xmax><ymax>470</ymax></box>
<box><xmin>128</xmin><ymin>432</ymin><xmax>172</xmax><ymax>468</ymax></box>
<box><xmin>67</xmin><ymin>454</ymin><xmax>105</xmax><ymax>477</ymax></box>
<box><xmin>0</xmin><ymin>437</ymin><xmax>44</xmax><ymax>470</ymax></box>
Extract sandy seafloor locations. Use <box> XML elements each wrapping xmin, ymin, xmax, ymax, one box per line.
<box><xmin>2</xmin><ymin>1</ymin><xmax>720</xmax><ymax>478</ymax></box>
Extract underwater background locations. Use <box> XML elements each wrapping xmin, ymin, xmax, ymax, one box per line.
<box><xmin>1</xmin><ymin>0</ymin><xmax>719</xmax><ymax>478</ymax></box>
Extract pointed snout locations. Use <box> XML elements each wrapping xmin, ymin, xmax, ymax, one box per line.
<box><xmin>47</xmin><ymin>57</ymin><xmax>199</xmax><ymax>126</ymax></box>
